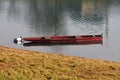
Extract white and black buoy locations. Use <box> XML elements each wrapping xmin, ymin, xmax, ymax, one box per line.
<box><xmin>14</xmin><ymin>37</ymin><xmax>23</xmax><ymax>44</ymax></box>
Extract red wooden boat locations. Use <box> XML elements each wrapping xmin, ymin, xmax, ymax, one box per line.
<box><xmin>14</xmin><ymin>35</ymin><xmax>103</xmax><ymax>45</ymax></box>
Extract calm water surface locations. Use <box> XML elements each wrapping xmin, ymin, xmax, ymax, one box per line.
<box><xmin>0</xmin><ymin>0</ymin><xmax>120</xmax><ymax>61</ymax></box>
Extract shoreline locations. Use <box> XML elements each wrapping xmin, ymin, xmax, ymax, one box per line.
<box><xmin>0</xmin><ymin>46</ymin><xmax>120</xmax><ymax>79</ymax></box>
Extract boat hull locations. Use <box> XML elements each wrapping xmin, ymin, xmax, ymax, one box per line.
<box><xmin>23</xmin><ymin>40</ymin><xmax>102</xmax><ymax>46</ymax></box>
<box><xmin>22</xmin><ymin>35</ymin><xmax>102</xmax><ymax>45</ymax></box>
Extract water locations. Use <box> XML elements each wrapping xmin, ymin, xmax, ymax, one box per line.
<box><xmin>0</xmin><ymin>0</ymin><xmax>120</xmax><ymax>62</ymax></box>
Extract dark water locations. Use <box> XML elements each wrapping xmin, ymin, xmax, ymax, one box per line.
<box><xmin>0</xmin><ymin>0</ymin><xmax>120</xmax><ymax>61</ymax></box>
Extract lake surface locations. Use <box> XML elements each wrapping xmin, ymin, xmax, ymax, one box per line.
<box><xmin>0</xmin><ymin>0</ymin><xmax>120</xmax><ymax>62</ymax></box>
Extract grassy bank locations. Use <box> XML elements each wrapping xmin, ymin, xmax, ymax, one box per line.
<box><xmin>0</xmin><ymin>46</ymin><xmax>120</xmax><ymax>80</ymax></box>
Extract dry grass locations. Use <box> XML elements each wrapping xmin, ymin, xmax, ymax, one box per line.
<box><xmin>0</xmin><ymin>46</ymin><xmax>120</xmax><ymax>80</ymax></box>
